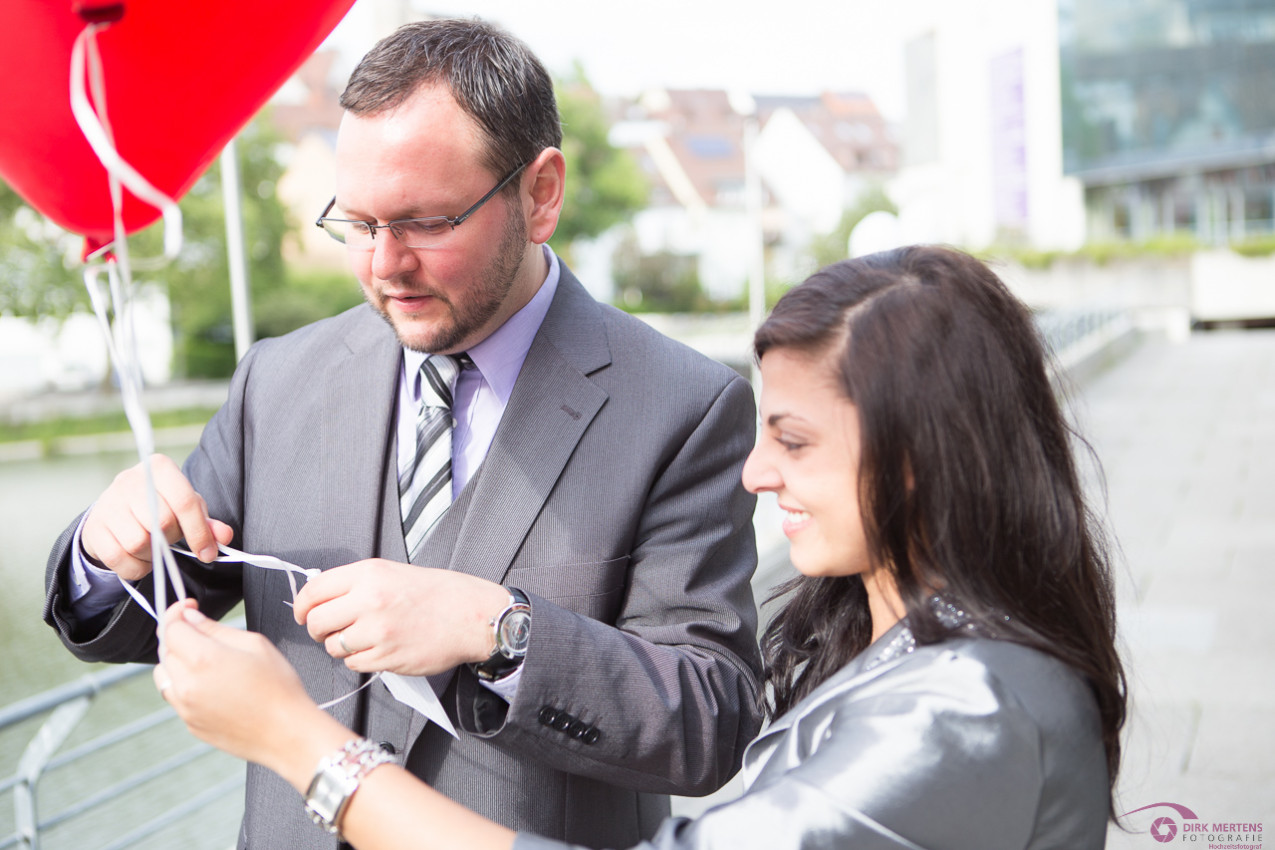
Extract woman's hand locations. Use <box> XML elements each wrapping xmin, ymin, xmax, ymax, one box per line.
<box><xmin>154</xmin><ymin>601</ymin><xmax>348</xmax><ymax>789</ymax></box>
<box><xmin>154</xmin><ymin>602</ymin><xmax>515</xmax><ymax>850</ymax></box>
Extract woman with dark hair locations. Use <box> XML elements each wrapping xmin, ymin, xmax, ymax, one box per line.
<box><xmin>157</xmin><ymin>245</ymin><xmax>1125</xmax><ymax>850</ymax></box>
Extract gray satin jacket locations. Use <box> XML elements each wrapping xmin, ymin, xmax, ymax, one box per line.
<box><xmin>517</xmin><ymin>615</ymin><xmax>1109</xmax><ymax>850</ymax></box>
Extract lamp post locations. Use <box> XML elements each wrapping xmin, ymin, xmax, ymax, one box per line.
<box><xmin>220</xmin><ymin>137</ymin><xmax>253</xmax><ymax>363</ymax></box>
<box><xmin>729</xmin><ymin>90</ymin><xmax>764</xmax><ymax>398</ymax></box>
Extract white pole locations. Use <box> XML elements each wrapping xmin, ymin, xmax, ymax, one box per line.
<box><xmin>743</xmin><ymin>113</ymin><xmax>765</xmax><ymax>397</ymax></box>
<box><xmin>221</xmin><ymin>137</ymin><xmax>253</xmax><ymax>362</ymax></box>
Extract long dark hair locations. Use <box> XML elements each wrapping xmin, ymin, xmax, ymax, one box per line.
<box><xmin>757</xmin><ymin>245</ymin><xmax>1126</xmax><ymax>814</ymax></box>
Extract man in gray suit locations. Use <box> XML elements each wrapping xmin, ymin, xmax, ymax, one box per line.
<box><xmin>43</xmin><ymin>17</ymin><xmax>762</xmax><ymax>850</ymax></box>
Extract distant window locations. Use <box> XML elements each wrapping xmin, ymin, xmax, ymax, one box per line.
<box><xmin>686</xmin><ymin>134</ymin><xmax>735</xmax><ymax>158</ymax></box>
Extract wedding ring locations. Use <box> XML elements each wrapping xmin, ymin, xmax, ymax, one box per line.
<box><xmin>338</xmin><ymin>630</ymin><xmax>354</xmax><ymax>656</ymax></box>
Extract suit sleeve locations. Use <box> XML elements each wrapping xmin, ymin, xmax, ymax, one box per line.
<box><xmin>453</xmin><ymin>374</ymin><xmax>764</xmax><ymax>796</ymax></box>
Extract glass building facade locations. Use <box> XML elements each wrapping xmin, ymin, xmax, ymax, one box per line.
<box><xmin>1059</xmin><ymin>0</ymin><xmax>1275</xmax><ymax>241</ymax></box>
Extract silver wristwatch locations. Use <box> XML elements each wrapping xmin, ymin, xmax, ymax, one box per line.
<box><xmin>304</xmin><ymin>738</ymin><xmax>395</xmax><ymax>836</ymax></box>
<box><xmin>472</xmin><ymin>587</ymin><xmax>531</xmax><ymax>681</ymax></box>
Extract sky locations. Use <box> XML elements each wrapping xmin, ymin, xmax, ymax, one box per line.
<box><xmin>322</xmin><ymin>0</ymin><xmax>931</xmax><ymax>122</ymax></box>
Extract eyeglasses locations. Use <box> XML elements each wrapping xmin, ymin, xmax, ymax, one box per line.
<box><xmin>315</xmin><ymin>162</ymin><xmax>528</xmax><ymax>250</ymax></box>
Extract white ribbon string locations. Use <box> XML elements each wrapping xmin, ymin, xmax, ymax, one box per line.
<box><xmin>82</xmin><ymin>224</ymin><xmax>189</xmax><ymax>639</ymax></box>
<box><xmin>167</xmin><ymin>544</ymin><xmax>456</xmax><ymax>734</ymax></box>
<box><xmin>70</xmin><ymin>23</ymin><xmax>183</xmax><ymax>263</ymax></box>
<box><xmin>71</xmin><ymin>19</ymin><xmax>189</xmax><ymax>649</ymax></box>
<box><xmin>172</xmin><ymin>542</ymin><xmax>322</xmax><ymax>605</ymax></box>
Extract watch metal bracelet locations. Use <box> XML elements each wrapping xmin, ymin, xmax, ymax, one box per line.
<box><xmin>304</xmin><ymin>737</ymin><xmax>396</xmax><ymax>836</ymax></box>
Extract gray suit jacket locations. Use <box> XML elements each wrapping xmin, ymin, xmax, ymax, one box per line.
<box><xmin>45</xmin><ymin>268</ymin><xmax>764</xmax><ymax>849</ymax></box>
<box><xmin>518</xmin><ymin>621</ymin><xmax>1110</xmax><ymax>850</ymax></box>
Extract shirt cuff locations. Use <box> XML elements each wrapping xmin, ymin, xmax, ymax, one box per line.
<box><xmin>477</xmin><ymin>661</ymin><xmax>523</xmax><ymax>702</ymax></box>
<box><xmin>68</xmin><ymin>510</ymin><xmax>130</xmax><ymax>619</ymax></box>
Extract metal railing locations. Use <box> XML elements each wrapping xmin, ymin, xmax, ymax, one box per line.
<box><xmin>1036</xmin><ymin>307</ymin><xmax>1135</xmax><ymax>378</ymax></box>
<box><xmin>0</xmin><ymin>661</ymin><xmax>243</xmax><ymax>850</ymax></box>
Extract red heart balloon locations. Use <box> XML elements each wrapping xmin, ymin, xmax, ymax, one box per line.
<box><xmin>0</xmin><ymin>0</ymin><xmax>356</xmax><ymax>249</ymax></box>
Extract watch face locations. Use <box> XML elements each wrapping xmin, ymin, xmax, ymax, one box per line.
<box><xmin>498</xmin><ymin>608</ymin><xmax>531</xmax><ymax>657</ymax></box>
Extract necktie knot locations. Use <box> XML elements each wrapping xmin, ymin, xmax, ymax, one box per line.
<box><xmin>420</xmin><ymin>353</ymin><xmax>466</xmax><ymax>411</ymax></box>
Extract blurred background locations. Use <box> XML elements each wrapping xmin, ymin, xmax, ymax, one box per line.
<box><xmin>4</xmin><ymin>0</ymin><xmax>1273</xmax><ymax>393</ymax></box>
<box><xmin>2</xmin><ymin>0</ymin><xmax>1272</xmax><ymax>847</ymax></box>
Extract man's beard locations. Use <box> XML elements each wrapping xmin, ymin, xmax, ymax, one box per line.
<box><xmin>370</xmin><ymin>204</ymin><xmax>528</xmax><ymax>354</ymax></box>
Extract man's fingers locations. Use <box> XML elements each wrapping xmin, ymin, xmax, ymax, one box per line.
<box><xmin>81</xmin><ymin>454</ymin><xmax>230</xmax><ymax>574</ymax></box>
<box><xmin>88</xmin><ymin>524</ymin><xmax>154</xmax><ymax>582</ymax></box>
<box><xmin>292</xmin><ymin>564</ymin><xmax>357</xmax><ymax>625</ymax></box>
<box><xmin>151</xmin><ymin>461</ymin><xmax>220</xmax><ymax>561</ymax></box>
<box><xmin>303</xmin><ymin>595</ymin><xmax>361</xmax><ymax>645</ymax></box>
<box><xmin>84</xmin><ymin>495</ymin><xmax>153</xmax><ymax>561</ymax></box>
<box><xmin>125</xmin><ymin>490</ymin><xmax>180</xmax><ymax>546</ymax></box>
<box><xmin>210</xmin><ymin>519</ymin><xmax>235</xmax><ymax>546</ymax></box>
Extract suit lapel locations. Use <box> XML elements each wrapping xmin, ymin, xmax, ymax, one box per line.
<box><xmin>443</xmin><ymin>268</ymin><xmax>611</xmax><ymax>586</ymax></box>
<box><xmin>320</xmin><ymin>307</ymin><xmax>404</xmax><ymax>564</ymax></box>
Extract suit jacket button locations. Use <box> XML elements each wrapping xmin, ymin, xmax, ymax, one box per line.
<box><xmin>582</xmin><ymin>727</ymin><xmax>600</xmax><ymax>745</ymax></box>
<box><xmin>568</xmin><ymin>720</ymin><xmax>587</xmax><ymax>739</ymax></box>
<box><xmin>378</xmin><ymin>742</ymin><xmax>397</xmax><ymax>755</ymax></box>
<box><xmin>538</xmin><ymin>706</ymin><xmax>559</xmax><ymax>727</ymax></box>
<box><xmin>553</xmin><ymin>712</ymin><xmax>574</xmax><ymax>732</ymax></box>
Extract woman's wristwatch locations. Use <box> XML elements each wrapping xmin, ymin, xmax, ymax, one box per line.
<box><xmin>472</xmin><ymin>587</ymin><xmax>531</xmax><ymax>681</ymax></box>
<box><xmin>304</xmin><ymin>737</ymin><xmax>396</xmax><ymax>836</ymax></box>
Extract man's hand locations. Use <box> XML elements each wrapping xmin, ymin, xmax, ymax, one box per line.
<box><xmin>81</xmin><ymin>454</ymin><xmax>234</xmax><ymax>581</ymax></box>
<box><xmin>293</xmin><ymin>559</ymin><xmax>510</xmax><ymax>676</ymax></box>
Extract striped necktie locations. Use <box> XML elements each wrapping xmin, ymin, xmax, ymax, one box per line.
<box><xmin>399</xmin><ymin>353</ymin><xmax>466</xmax><ymax>561</ymax></box>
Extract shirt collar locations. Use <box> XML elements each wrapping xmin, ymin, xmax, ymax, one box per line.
<box><xmin>403</xmin><ymin>245</ymin><xmax>560</xmax><ymax>403</ymax></box>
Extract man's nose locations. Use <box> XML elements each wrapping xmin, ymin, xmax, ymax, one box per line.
<box><xmin>370</xmin><ymin>227</ymin><xmax>418</xmax><ymax>280</ymax></box>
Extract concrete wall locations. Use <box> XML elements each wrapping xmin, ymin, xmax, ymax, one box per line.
<box><xmin>995</xmin><ymin>250</ymin><xmax>1275</xmax><ymax>333</ymax></box>
<box><xmin>1189</xmin><ymin>251</ymin><xmax>1275</xmax><ymax>322</ymax></box>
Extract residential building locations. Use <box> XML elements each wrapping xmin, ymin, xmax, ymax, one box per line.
<box><xmin>608</xmin><ymin>87</ymin><xmax>898</xmax><ymax>302</ymax></box>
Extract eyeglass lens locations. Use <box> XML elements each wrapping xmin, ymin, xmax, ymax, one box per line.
<box><xmin>323</xmin><ymin>216</ymin><xmax>455</xmax><ymax>250</ymax></box>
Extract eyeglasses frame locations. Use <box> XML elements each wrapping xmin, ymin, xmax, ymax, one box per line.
<box><xmin>315</xmin><ymin>161</ymin><xmax>529</xmax><ymax>248</ymax></box>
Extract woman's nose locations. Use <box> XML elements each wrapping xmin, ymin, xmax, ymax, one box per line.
<box><xmin>741</xmin><ymin>442</ymin><xmax>778</xmax><ymax>495</ymax></box>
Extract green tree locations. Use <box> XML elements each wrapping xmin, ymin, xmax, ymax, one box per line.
<box><xmin>610</xmin><ymin>231</ymin><xmax>715</xmax><ymax>313</ymax></box>
<box><xmin>0</xmin><ymin>180</ymin><xmax>87</xmax><ymax>319</ymax></box>
<box><xmin>129</xmin><ymin>112</ymin><xmax>293</xmax><ymax>378</ymax></box>
<box><xmin>1</xmin><ymin>113</ymin><xmax>299</xmax><ymax>380</ymax></box>
<box><xmin>551</xmin><ymin>66</ymin><xmax>648</xmax><ymax>263</ymax></box>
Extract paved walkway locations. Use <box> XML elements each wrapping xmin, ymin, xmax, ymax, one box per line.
<box><xmin>1089</xmin><ymin>330</ymin><xmax>1274</xmax><ymax>846</ymax></box>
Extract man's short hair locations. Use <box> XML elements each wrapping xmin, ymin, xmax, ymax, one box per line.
<box><xmin>341</xmin><ymin>17</ymin><xmax>562</xmax><ymax>182</ymax></box>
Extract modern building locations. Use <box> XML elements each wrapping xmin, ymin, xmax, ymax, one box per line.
<box><xmin>889</xmin><ymin>0</ymin><xmax>1087</xmax><ymax>252</ymax></box>
<box><xmin>1059</xmin><ymin>0</ymin><xmax>1275</xmax><ymax>243</ymax></box>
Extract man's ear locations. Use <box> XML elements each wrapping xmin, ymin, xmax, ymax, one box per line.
<box><xmin>523</xmin><ymin>147</ymin><xmax>566</xmax><ymax>245</ymax></box>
